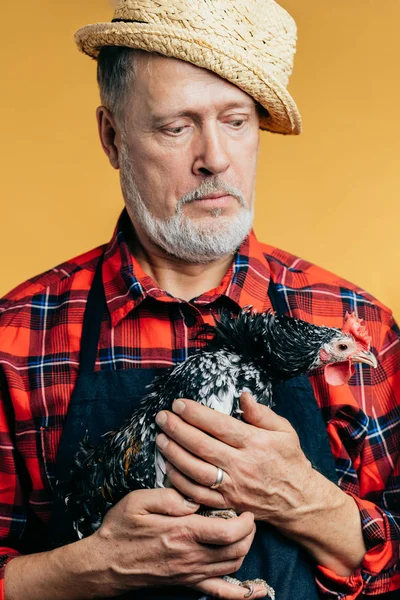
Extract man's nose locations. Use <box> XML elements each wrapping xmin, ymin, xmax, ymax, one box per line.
<box><xmin>192</xmin><ymin>126</ymin><xmax>230</xmax><ymax>176</ymax></box>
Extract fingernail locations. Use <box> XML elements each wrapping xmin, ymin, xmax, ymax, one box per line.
<box><xmin>184</xmin><ymin>498</ymin><xmax>199</xmax><ymax>509</ymax></box>
<box><xmin>156</xmin><ymin>411</ymin><xmax>167</xmax><ymax>426</ymax></box>
<box><xmin>156</xmin><ymin>434</ymin><xmax>169</xmax><ymax>450</ymax></box>
<box><xmin>172</xmin><ymin>399</ymin><xmax>186</xmax><ymax>414</ymax></box>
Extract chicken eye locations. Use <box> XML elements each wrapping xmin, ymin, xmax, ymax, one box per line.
<box><xmin>338</xmin><ymin>344</ymin><xmax>348</xmax><ymax>351</ymax></box>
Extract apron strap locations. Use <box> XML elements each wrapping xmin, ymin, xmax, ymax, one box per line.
<box><xmin>79</xmin><ymin>254</ymin><xmax>107</xmax><ymax>374</ymax></box>
<box><xmin>267</xmin><ymin>272</ymin><xmax>338</xmax><ymax>485</ymax></box>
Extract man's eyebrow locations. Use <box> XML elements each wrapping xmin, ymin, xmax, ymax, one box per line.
<box><xmin>219</xmin><ymin>100</ymin><xmax>257</xmax><ymax>111</ymax></box>
<box><xmin>150</xmin><ymin>101</ymin><xmax>257</xmax><ymax>126</ymax></box>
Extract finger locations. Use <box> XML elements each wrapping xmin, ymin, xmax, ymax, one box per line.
<box><xmin>194</xmin><ymin>577</ymin><xmax>269</xmax><ymax>599</ymax></box>
<box><xmin>188</xmin><ymin>526</ymin><xmax>255</xmax><ymax>571</ymax></box>
<box><xmin>166</xmin><ymin>462</ymin><xmax>226</xmax><ymax>508</ymax></box>
<box><xmin>124</xmin><ymin>488</ymin><xmax>200</xmax><ymax>516</ymax></box>
<box><xmin>207</xmin><ymin>525</ymin><xmax>256</xmax><ymax>563</ymax></box>
<box><xmin>157</xmin><ymin>433</ymin><xmax>231</xmax><ymax>489</ymax></box>
<box><xmin>240</xmin><ymin>393</ymin><xmax>293</xmax><ymax>433</ymax></box>
<box><xmin>156</xmin><ymin>410</ymin><xmax>234</xmax><ymax>466</ymax></box>
<box><xmin>198</xmin><ymin>558</ymin><xmax>245</xmax><ymax>579</ymax></box>
<box><xmin>191</xmin><ymin>511</ymin><xmax>255</xmax><ymax>546</ymax></box>
<box><xmin>169</xmin><ymin>398</ymin><xmax>250</xmax><ymax>448</ymax></box>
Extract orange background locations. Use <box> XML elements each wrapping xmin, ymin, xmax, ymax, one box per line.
<box><xmin>1</xmin><ymin>0</ymin><xmax>399</xmax><ymax>318</ymax></box>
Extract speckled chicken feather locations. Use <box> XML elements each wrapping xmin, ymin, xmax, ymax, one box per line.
<box><xmin>65</xmin><ymin>309</ymin><xmax>346</xmax><ymax>538</ymax></box>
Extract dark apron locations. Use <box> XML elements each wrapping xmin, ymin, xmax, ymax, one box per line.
<box><xmin>49</xmin><ymin>253</ymin><xmax>339</xmax><ymax>599</ymax></box>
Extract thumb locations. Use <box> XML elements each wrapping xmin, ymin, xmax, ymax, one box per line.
<box><xmin>125</xmin><ymin>488</ymin><xmax>200</xmax><ymax>516</ymax></box>
<box><xmin>240</xmin><ymin>392</ymin><xmax>292</xmax><ymax>432</ymax></box>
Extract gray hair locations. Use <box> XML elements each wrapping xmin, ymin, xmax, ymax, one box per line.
<box><xmin>96</xmin><ymin>46</ymin><xmax>146</xmax><ymax>124</ymax></box>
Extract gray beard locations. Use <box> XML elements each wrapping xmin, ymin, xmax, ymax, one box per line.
<box><xmin>119</xmin><ymin>141</ymin><xmax>254</xmax><ymax>264</ymax></box>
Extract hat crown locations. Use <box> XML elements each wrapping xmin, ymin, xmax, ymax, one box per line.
<box><xmin>112</xmin><ymin>0</ymin><xmax>297</xmax><ymax>86</ymax></box>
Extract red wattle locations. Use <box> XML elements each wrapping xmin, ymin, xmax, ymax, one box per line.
<box><xmin>324</xmin><ymin>361</ymin><xmax>355</xmax><ymax>386</ymax></box>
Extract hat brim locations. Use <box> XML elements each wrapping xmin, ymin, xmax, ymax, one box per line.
<box><xmin>75</xmin><ymin>22</ymin><xmax>302</xmax><ymax>135</ymax></box>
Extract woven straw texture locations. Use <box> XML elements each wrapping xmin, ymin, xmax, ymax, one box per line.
<box><xmin>75</xmin><ymin>0</ymin><xmax>302</xmax><ymax>134</ymax></box>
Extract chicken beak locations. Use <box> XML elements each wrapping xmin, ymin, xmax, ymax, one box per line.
<box><xmin>351</xmin><ymin>350</ymin><xmax>378</xmax><ymax>369</ymax></box>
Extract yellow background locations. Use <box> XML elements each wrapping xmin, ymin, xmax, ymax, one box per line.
<box><xmin>2</xmin><ymin>0</ymin><xmax>399</xmax><ymax>319</ymax></box>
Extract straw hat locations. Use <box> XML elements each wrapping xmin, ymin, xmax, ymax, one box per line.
<box><xmin>75</xmin><ymin>0</ymin><xmax>302</xmax><ymax>135</ymax></box>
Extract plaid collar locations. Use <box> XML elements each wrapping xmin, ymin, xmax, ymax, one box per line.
<box><xmin>102</xmin><ymin>210</ymin><xmax>272</xmax><ymax>327</ymax></box>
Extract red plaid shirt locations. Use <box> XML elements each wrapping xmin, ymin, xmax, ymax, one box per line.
<box><xmin>1</xmin><ymin>211</ymin><xmax>399</xmax><ymax>599</ymax></box>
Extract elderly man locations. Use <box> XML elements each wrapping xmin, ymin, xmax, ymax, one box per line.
<box><xmin>1</xmin><ymin>1</ymin><xmax>399</xmax><ymax>599</ymax></box>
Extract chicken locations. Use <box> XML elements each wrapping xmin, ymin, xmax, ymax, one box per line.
<box><xmin>63</xmin><ymin>309</ymin><xmax>377</xmax><ymax>599</ymax></box>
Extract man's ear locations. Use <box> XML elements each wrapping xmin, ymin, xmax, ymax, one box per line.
<box><xmin>96</xmin><ymin>106</ymin><xmax>121</xmax><ymax>170</ymax></box>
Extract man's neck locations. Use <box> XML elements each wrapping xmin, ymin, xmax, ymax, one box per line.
<box><xmin>128</xmin><ymin>228</ymin><xmax>234</xmax><ymax>302</ymax></box>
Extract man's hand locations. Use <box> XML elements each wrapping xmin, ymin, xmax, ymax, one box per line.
<box><xmin>155</xmin><ymin>393</ymin><xmax>366</xmax><ymax>576</ymax></box>
<box><xmin>90</xmin><ymin>487</ymin><xmax>268</xmax><ymax>598</ymax></box>
<box><xmin>155</xmin><ymin>393</ymin><xmax>312</xmax><ymax>524</ymax></box>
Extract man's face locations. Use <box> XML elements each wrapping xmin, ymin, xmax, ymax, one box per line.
<box><xmin>118</xmin><ymin>54</ymin><xmax>260</xmax><ymax>263</ymax></box>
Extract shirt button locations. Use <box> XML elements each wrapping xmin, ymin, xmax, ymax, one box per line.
<box><xmin>184</xmin><ymin>313</ymin><xmax>197</xmax><ymax>327</ymax></box>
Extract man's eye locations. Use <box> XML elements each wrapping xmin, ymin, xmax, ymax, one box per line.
<box><xmin>164</xmin><ymin>126</ymin><xmax>187</xmax><ymax>135</ymax></box>
<box><xmin>230</xmin><ymin>119</ymin><xmax>246</xmax><ymax>128</ymax></box>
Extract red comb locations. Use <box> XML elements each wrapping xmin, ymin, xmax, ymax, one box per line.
<box><xmin>342</xmin><ymin>312</ymin><xmax>372</xmax><ymax>350</ymax></box>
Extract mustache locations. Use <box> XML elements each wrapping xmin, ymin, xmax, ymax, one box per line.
<box><xmin>177</xmin><ymin>177</ymin><xmax>246</xmax><ymax>209</ymax></box>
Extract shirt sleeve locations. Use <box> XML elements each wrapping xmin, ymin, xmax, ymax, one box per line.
<box><xmin>314</xmin><ymin>312</ymin><xmax>400</xmax><ymax>597</ymax></box>
<box><xmin>0</xmin><ymin>370</ymin><xmax>24</xmax><ymax>598</ymax></box>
